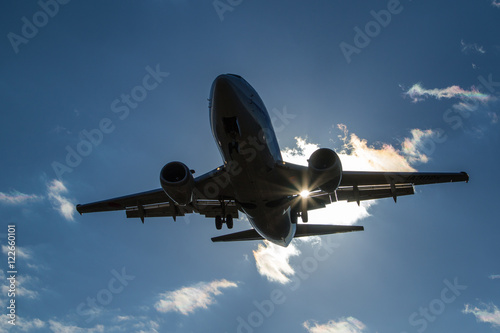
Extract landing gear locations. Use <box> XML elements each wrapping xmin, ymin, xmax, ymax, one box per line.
<box><xmin>215</xmin><ymin>214</ymin><xmax>234</xmax><ymax>230</ymax></box>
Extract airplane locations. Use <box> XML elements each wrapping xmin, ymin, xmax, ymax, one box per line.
<box><xmin>76</xmin><ymin>74</ymin><xmax>469</xmax><ymax>247</ymax></box>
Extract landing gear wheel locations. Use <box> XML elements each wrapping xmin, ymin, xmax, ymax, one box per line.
<box><xmin>226</xmin><ymin>214</ymin><xmax>233</xmax><ymax>229</ymax></box>
<box><xmin>301</xmin><ymin>210</ymin><xmax>308</xmax><ymax>223</ymax></box>
<box><xmin>215</xmin><ymin>215</ymin><xmax>223</xmax><ymax>230</ymax></box>
<box><xmin>291</xmin><ymin>211</ymin><xmax>298</xmax><ymax>224</ymax></box>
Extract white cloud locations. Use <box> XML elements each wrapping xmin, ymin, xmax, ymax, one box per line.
<box><xmin>303</xmin><ymin>317</ymin><xmax>367</xmax><ymax>333</ymax></box>
<box><xmin>16</xmin><ymin>317</ymin><xmax>45</xmax><ymax>331</ymax></box>
<box><xmin>47</xmin><ymin>180</ymin><xmax>75</xmax><ymax>221</ymax></box>
<box><xmin>0</xmin><ymin>190</ymin><xmax>41</xmax><ymax>204</ymax></box>
<box><xmin>463</xmin><ymin>303</ymin><xmax>500</xmax><ymax>328</ymax></box>
<box><xmin>492</xmin><ymin>0</ymin><xmax>500</xmax><ymax>8</ymax></box>
<box><xmin>461</xmin><ymin>39</ymin><xmax>486</xmax><ymax>54</ymax></box>
<box><xmin>400</xmin><ymin>128</ymin><xmax>439</xmax><ymax>164</ymax></box>
<box><xmin>48</xmin><ymin>320</ymin><xmax>105</xmax><ymax>333</ymax></box>
<box><xmin>253</xmin><ymin>240</ymin><xmax>301</xmax><ymax>284</ymax></box>
<box><xmin>489</xmin><ymin>274</ymin><xmax>500</xmax><ymax>279</ymax></box>
<box><xmin>154</xmin><ymin>279</ymin><xmax>237</xmax><ymax>315</ymax></box>
<box><xmin>2</xmin><ymin>245</ymin><xmax>32</xmax><ymax>260</ymax></box>
<box><xmin>1</xmin><ymin>272</ymin><xmax>39</xmax><ymax>300</ymax></box>
<box><xmin>404</xmin><ymin>83</ymin><xmax>493</xmax><ymax>103</ymax></box>
<box><xmin>0</xmin><ymin>315</ymin><xmax>45</xmax><ymax>332</ymax></box>
<box><xmin>489</xmin><ymin>112</ymin><xmax>499</xmax><ymax>124</ymax></box>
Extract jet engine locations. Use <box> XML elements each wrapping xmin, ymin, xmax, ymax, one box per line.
<box><xmin>160</xmin><ymin>161</ymin><xmax>194</xmax><ymax>205</ymax></box>
<box><xmin>308</xmin><ymin>148</ymin><xmax>342</xmax><ymax>192</ymax></box>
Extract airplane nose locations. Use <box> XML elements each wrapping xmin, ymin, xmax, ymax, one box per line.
<box><xmin>211</xmin><ymin>74</ymin><xmax>238</xmax><ymax>99</ymax></box>
<box><xmin>210</xmin><ymin>74</ymin><xmax>244</xmax><ymax>118</ymax></box>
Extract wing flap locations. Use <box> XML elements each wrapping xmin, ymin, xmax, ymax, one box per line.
<box><xmin>337</xmin><ymin>184</ymin><xmax>415</xmax><ymax>202</ymax></box>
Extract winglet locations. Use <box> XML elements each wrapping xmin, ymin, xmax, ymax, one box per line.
<box><xmin>461</xmin><ymin>172</ymin><xmax>469</xmax><ymax>183</ymax></box>
<box><xmin>76</xmin><ymin>204</ymin><xmax>83</xmax><ymax>215</ymax></box>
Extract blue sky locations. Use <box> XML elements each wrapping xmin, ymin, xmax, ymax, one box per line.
<box><xmin>1</xmin><ymin>0</ymin><xmax>499</xmax><ymax>332</ymax></box>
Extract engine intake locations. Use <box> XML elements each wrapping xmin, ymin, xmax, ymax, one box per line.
<box><xmin>308</xmin><ymin>148</ymin><xmax>342</xmax><ymax>192</ymax></box>
<box><xmin>160</xmin><ymin>161</ymin><xmax>194</xmax><ymax>205</ymax></box>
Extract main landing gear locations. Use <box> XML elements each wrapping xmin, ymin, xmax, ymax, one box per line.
<box><xmin>215</xmin><ymin>214</ymin><xmax>233</xmax><ymax>230</ymax></box>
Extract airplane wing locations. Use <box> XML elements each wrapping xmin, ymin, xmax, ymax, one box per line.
<box><xmin>76</xmin><ymin>166</ymin><xmax>238</xmax><ymax>222</ymax></box>
<box><xmin>334</xmin><ymin>170</ymin><xmax>469</xmax><ymax>205</ymax></box>
<box><xmin>275</xmin><ymin>162</ymin><xmax>469</xmax><ymax>208</ymax></box>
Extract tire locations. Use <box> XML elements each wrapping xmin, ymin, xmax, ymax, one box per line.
<box><xmin>226</xmin><ymin>214</ymin><xmax>233</xmax><ymax>229</ymax></box>
<box><xmin>215</xmin><ymin>215</ymin><xmax>223</xmax><ymax>230</ymax></box>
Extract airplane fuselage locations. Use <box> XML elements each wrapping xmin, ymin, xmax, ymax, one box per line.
<box><xmin>210</xmin><ymin>74</ymin><xmax>296</xmax><ymax>246</ymax></box>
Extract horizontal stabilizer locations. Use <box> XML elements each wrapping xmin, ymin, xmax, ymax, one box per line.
<box><xmin>211</xmin><ymin>229</ymin><xmax>263</xmax><ymax>242</ymax></box>
<box><xmin>294</xmin><ymin>224</ymin><xmax>364</xmax><ymax>238</ymax></box>
<box><xmin>211</xmin><ymin>224</ymin><xmax>364</xmax><ymax>243</ymax></box>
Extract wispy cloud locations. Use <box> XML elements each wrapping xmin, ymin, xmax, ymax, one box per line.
<box><xmin>155</xmin><ymin>279</ymin><xmax>237</xmax><ymax>315</ymax></box>
<box><xmin>47</xmin><ymin>180</ymin><xmax>75</xmax><ymax>221</ymax></box>
<box><xmin>253</xmin><ymin>240</ymin><xmax>301</xmax><ymax>284</ymax></box>
<box><xmin>0</xmin><ymin>316</ymin><xmax>45</xmax><ymax>332</ymax></box>
<box><xmin>489</xmin><ymin>112</ymin><xmax>499</xmax><ymax>124</ymax></box>
<box><xmin>303</xmin><ymin>317</ymin><xmax>367</xmax><ymax>333</ymax></box>
<box><xmin>463</xmin><ymin>303</ymin><xmax>500</xmax><ymax>328</ymax></box>
<box><xmin>1</xmin><ymin>179</ymin><xmax>75</xmax><ymax>222</ymax></box>
<box><xmin>492</xmin><ymin>0</ymin><xmax>500</xmax><ymax>8</ymax></box>
<box><xmin>489</xmin><ymin>274</ymin><xmax>500</xmax><ymax>280</ymax></box>
<box><xmin>48</xmin><ymin>320</ymin><xmax>105</xmax><ymax>333</ymax></box>
<box><xmin>2</xmin><ymin>245</ymin><xmax>32</xmax><ymax>260</ymax></box>
<box><xmin>0</xmin><ymin>269</ymin><xmax>39</xmax><ymax>300</ymax></box>
<box><xmin>461</xmin><ymin>39</ymin><xmax>486</xmax><ymax>54</ymax></box>
<box><xmin>0</xmin><ymin>190</ymin><xmax>41</xmax><ymax>204</ymax></box>
<box><xmin>401</xmin><ymin>129</ymin><xmax>439</xmax><ymax>164</ymax></box>
<box><xmin>404</xmin><ymin>83</ymin><xmax>492</xmax><ymax>103</ymax></box>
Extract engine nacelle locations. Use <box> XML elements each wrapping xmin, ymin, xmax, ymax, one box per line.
<box><xmin>160</xmin><ymin>161</ymin><xmax>194</xmax><ymax>205</ymax></box>
<box><xmin>308</xmin><ymin>148</ymin><xmax>342</xmax><ymax>192</ymax></box>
